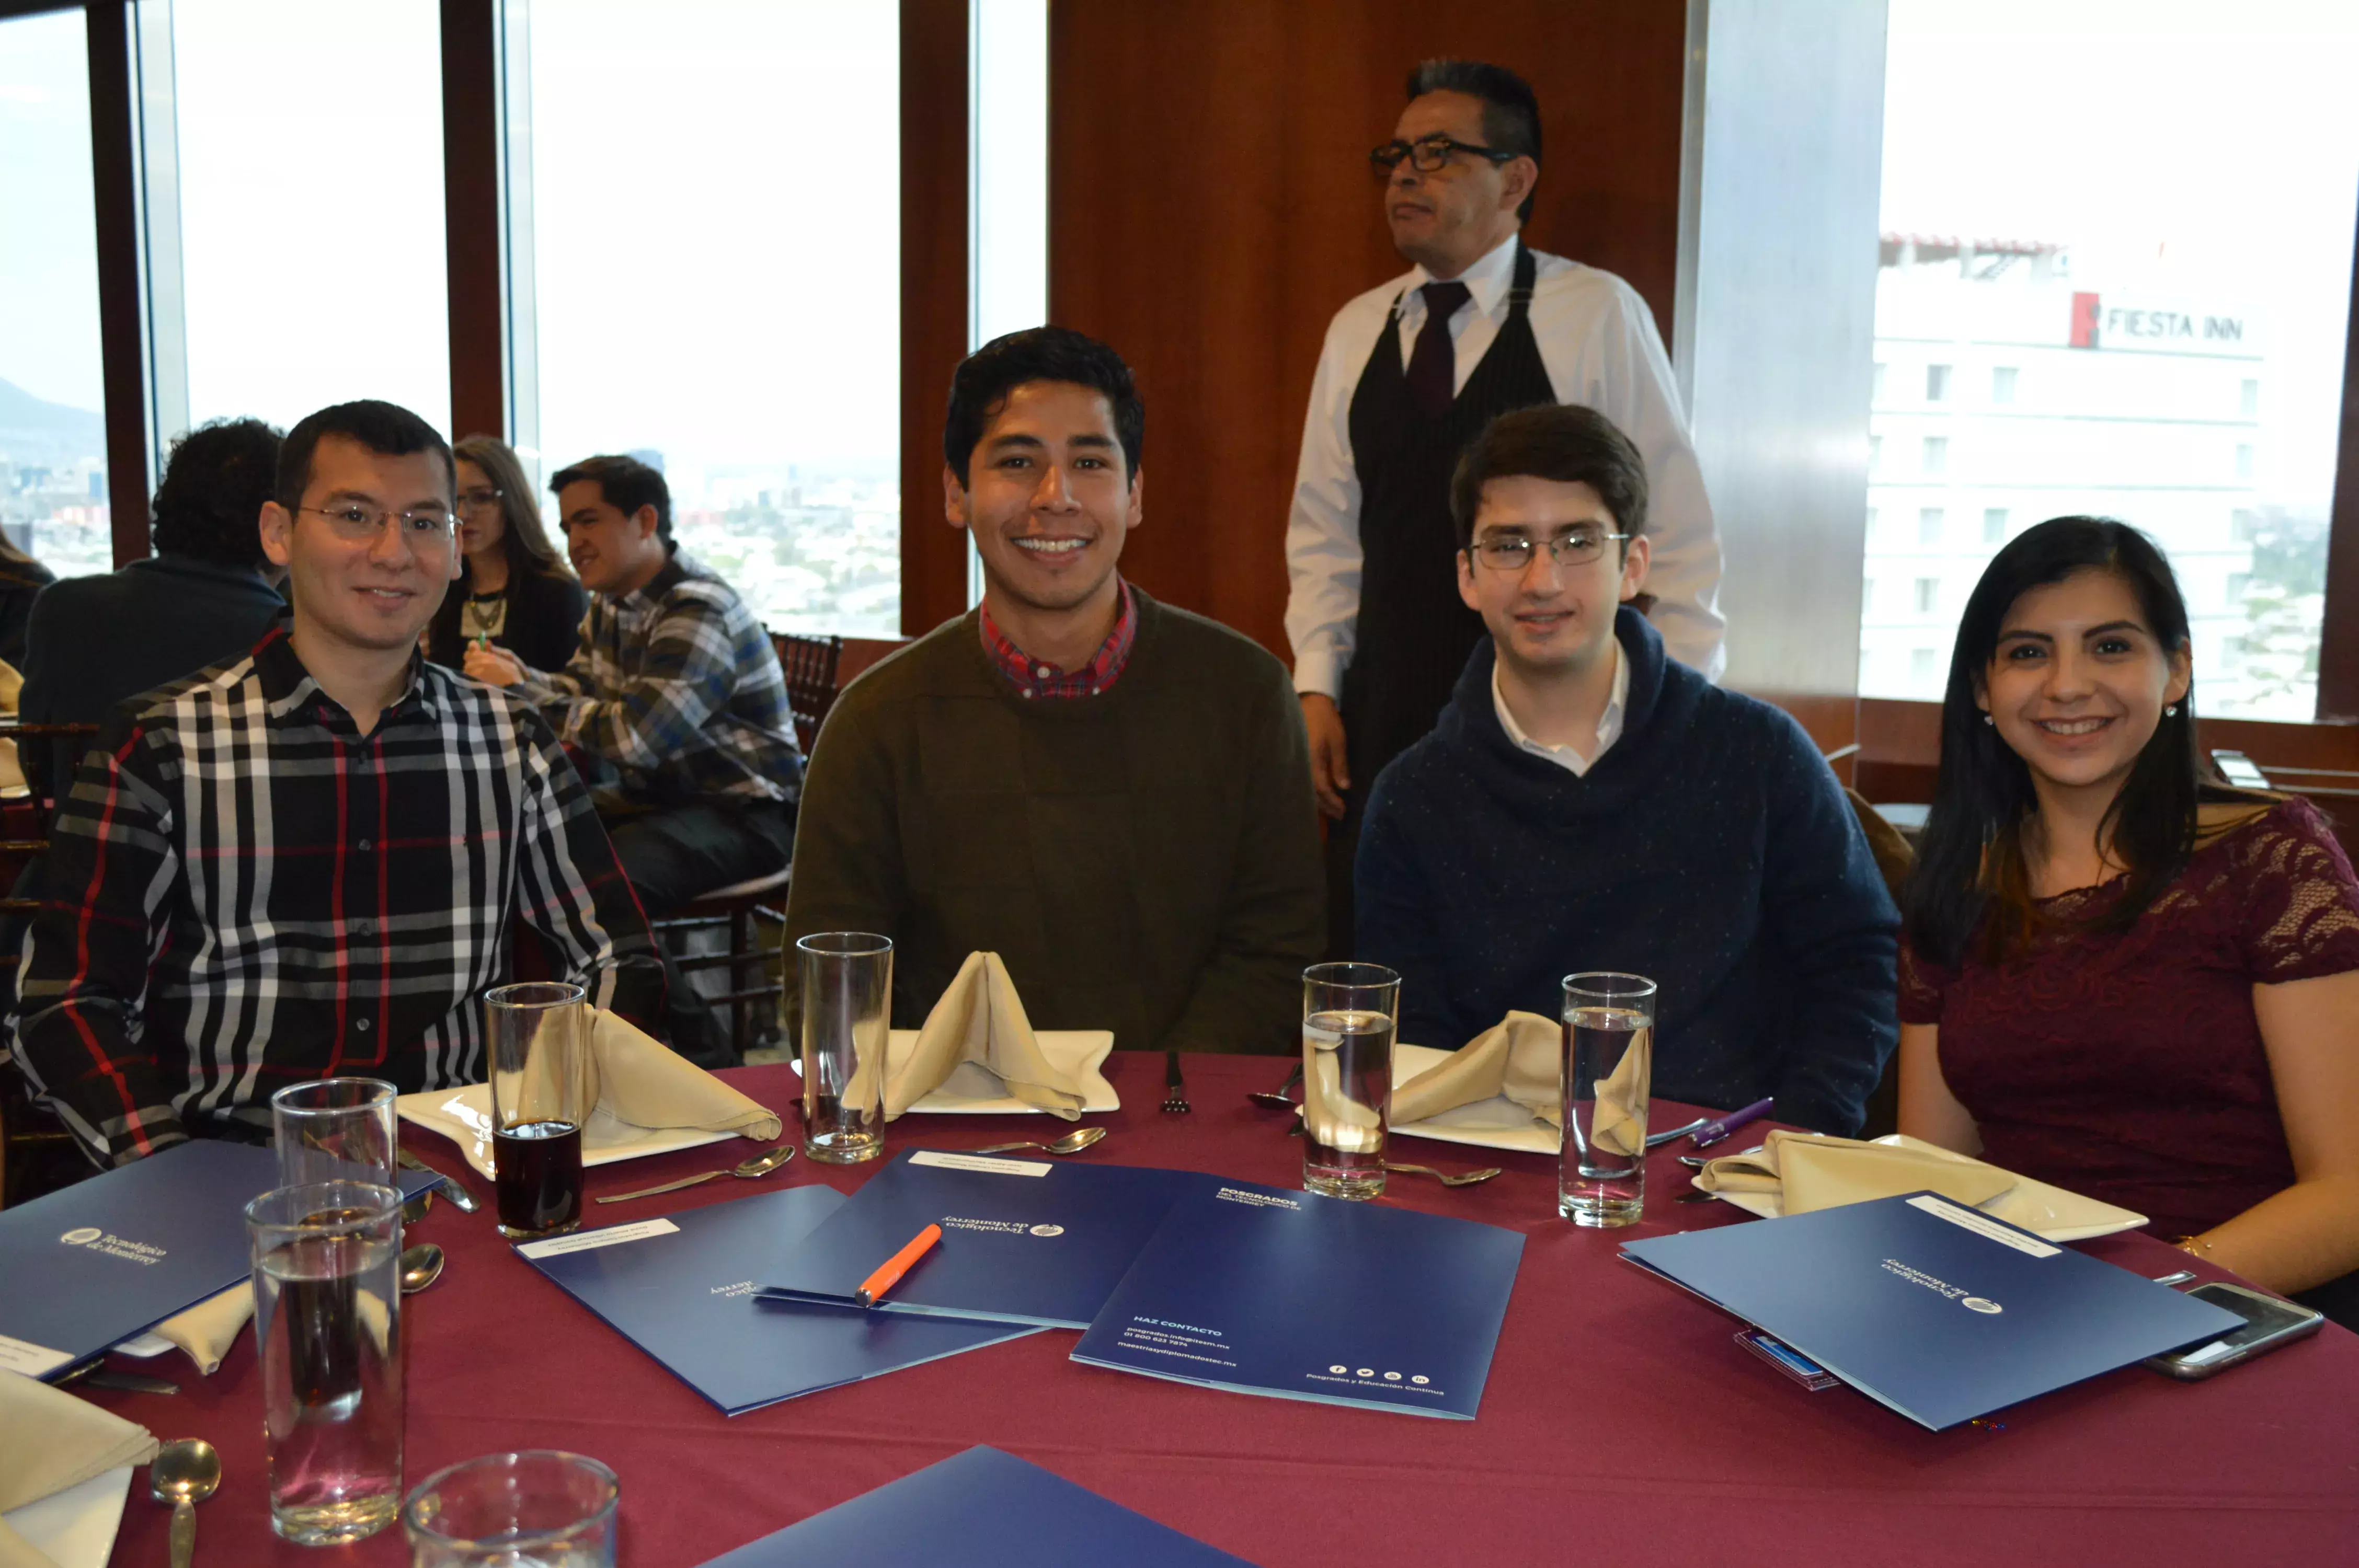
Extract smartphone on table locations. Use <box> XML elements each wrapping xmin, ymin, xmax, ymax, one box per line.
<box><xmin>2143</xmin><ymin>1282</ymin><xmax>2324</xmax><ymax>1380</ymax></box>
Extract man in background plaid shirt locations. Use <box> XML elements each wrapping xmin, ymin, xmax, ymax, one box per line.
<box><xmin>466</xmin><ymin>454</ymin><xmax>801</xmax><ymax>1063</ymax></box>
<box><xmin>13</xmin><ymin>401</ymin><xmax>666</xmax><ymax>1167</ymax></box>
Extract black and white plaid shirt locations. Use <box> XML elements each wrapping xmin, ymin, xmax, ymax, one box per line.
<box><xmin>516</xmin><ymin>553</ymin><xmax>803</xmax><ymax>807</ymax></box>
<box><xmin>12</xmin><ymin>624</ymin><xmax>668</xmax><ymax>1166</ymax></box>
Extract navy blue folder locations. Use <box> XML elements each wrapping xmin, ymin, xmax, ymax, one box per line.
<box><xmin>1620</xmin><ymin>1191</ymin><xmax>2246</xmax><ymax>1429</ymax></box>
<box><xmin>0</xmin><ymin>1140</ymin><xmax>434</xmax><ymax>1380</ymax></box>
<box><xmin>1070</xmin><ymin>1180</ymin><xmax>1524</xmax><ymax>1419</ymax></box>
<box><xmin>518</xmin><ymin>1183</ymin><xmax>1037</xmax><ymax>1414</ymax></box>
<box><xmin>697</xmin><ymin>1444</ymin><xmax>1258</xmax><ymax>1566</ymax></box>
<box><xmin>757</xmin><ymin>1149</ymin><xmax>1207</xmax><ymax>1328</ymax></box>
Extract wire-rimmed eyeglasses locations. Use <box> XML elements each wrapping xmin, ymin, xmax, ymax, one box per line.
<box><xmin>1466</xmin><ymin>527</ymin><xmax>1629</xmax><ymax>571</ymax></box>
<box><xmin>300</xmin><ymin>503</ymin><xmax>457</xmax><ymax>545</ymax></box>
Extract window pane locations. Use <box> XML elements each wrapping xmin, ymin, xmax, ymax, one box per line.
<box><xmin>174</xmin><ymin>0</ymin><xmax>450</xmax><ymax>432</ymax></box>
<box><xmin>0</xmin><ymin>10</ymin><xmax>111</xmax><ymax>582</ymax></box>
<box><xmin>1863</xmin><ymin>0</ymin><xmax>2359</xmax><ymax>714</ymax></box>
<box><xmin>527</xmin><ymin>0</ymin><xmax>899</xmax><ymax>637</ymax></box>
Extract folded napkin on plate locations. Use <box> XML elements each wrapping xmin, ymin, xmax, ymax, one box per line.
<box><xmin>147</xmin><ymin>1283</ymin><xmax>254</xmax><ymax>1376</ymax></box>
<box><xmin>0</xmin><ymin>1370</ymin><xmax>158</xmax><ymax>1568</ymax></box>
<box><xmin>1391</xmin><ymin>1011</ymin><xmax>1561</xmax><ymax>1127</ymax></box>
<box><xmin>590</xmin><ymin>1008</ymin><xmax>783</xmax><ymax>1141</ymax></box>
<box><xmin>1696</xmin><ymin>1128</ymin><xmax>2017</xmax><ymax>1215</ymax></box>
<box><xmin>885</xmin><ymin>952</ymin><xmax>1087</xmax><ymax>1120</ymax></box>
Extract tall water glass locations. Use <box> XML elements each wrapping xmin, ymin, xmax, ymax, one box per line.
<box><xmin>798</xmin><ymin>932</ymin><xmax>891</xmax><ymax>1164</ymax></box>
<box><xmin>403</xmin><ymin>1451</ymin><xmax>620</xmax><ymax>1567</ymax></box>
<box><xmin>485</xmin><ymin>982</ymin><xmax>596</xmax><ymax>1240</ymax></box>
<box><xmin>1560</xmin><ymin>973</ymin><xmax>1657</xmax><ymax>1227</ymax></box>
<box><xmin>1301</xmin><ymin>962</ymin><xmax>1401</xmax><ymax>1200</ymax></box>
<box><xmin>272</xmin><ymin>1078</ymin><xmax>398</xmax><ymax>1188</ymax></box>
<box><xmin>247</xmin><ymin>1181</ymin><xmax>405</xmax><ymax>1546</ymax></box>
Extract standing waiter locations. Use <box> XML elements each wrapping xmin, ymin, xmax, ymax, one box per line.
<box><xmin>1286</xmin><ymin>59</ymin><xmax>1725</xmax><ymax>951</ymax></box>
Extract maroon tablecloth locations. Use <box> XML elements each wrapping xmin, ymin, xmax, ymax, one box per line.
<box><xmin>83</xmin><ymin>1055</ymin><xmax>2359</xmax><ymax>1563</ymax></box>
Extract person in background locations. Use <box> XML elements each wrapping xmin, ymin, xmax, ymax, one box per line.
<box><xmin>1898</xmin><ymin>516</ymin><xmax>2359</xmax><ymax>1324</ymax></box>
<box><xmin>17</xmin><ymin>417</ymin><xmax>289</xmax><ymax>804</ymax></box>
<box><xmin>1286</xmin><ymin>58</ymin><xmax>1726</xmax><ymax>952</ymax></box>
<box><xmin>0</xmin><ymin>534</ymin><xmax>54</xmax><ymax>671</ymax></box>
<box><xmin>1354</xmin><ymin>405</ymin><xmax>1895</xmax><ymax>1135</ymax></box>
<box><xmin>425</xmin><ymin>433</ymin><xmax>588</xmax><ymax>674</ymax></box>
<box><xmin>12</xmin><ymin>399</ymin><xmax>664</xmax><ymax>1167</ymax></box>
<box><xmin>464</xmin><ymin>453</ymin><xmax>801</xmax><ymax>1065</ymax></box>
<box><xmin>783</xmin><ymin>326</ymin><xmax>1325</xmax><ymax>1055</ymax></box>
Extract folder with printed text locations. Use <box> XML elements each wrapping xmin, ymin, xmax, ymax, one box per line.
<box><xmin>1620</xmin><ymin>1191</ymin><xmax>2245</xmax><ymax>1429</ymax></box>
<box><xmin>1069</xmin><ymin>1180</ymin><xmax>1524</xmax><ymax>1419</ymax></box>
<box><xmin>518</xmin><ymin>1183</ymin><xmax>1036</xmax><ymax>1414</ymax></box>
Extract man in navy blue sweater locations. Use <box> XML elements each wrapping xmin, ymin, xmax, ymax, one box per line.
<box><xmin>1354</xmin><ymin>405</ymin><xmax>1896</xmax><ymax>1135</ymax></box>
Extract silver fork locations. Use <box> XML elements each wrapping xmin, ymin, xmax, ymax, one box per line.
<box><xmin>1161</xmin><ymin>1050</ymin><xmax>1190</xmax><ymax>1114</ymax></box>
<box><xmin>1382</xmin><ymin>1162</ymin><xmax>1503</xmax><ymax>1187</ymax></box>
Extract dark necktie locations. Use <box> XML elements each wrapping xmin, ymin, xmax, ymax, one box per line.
<box><xmin>1405</xmin><ymin>280</ymin><xmax>1472</xmax><ymax>419</ymax></box>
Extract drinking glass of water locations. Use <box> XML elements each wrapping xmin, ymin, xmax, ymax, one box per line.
<box><xmin>1301</xmin><ymin>961</ymin><xmax>1401</xmax><ymax>1200</ymax></box>
<box><xmin>797</xmin><ymin>932</ymin><xmax>892</xmax><ymax>1164</ymax></box>
<box><xmin>485</xmin><ymin>982</ymin><xmax>595</xmax><ymax>1240</ymax></box>
<box><xmin>1560</xmin><ymin>973</ymin><xmax>1656</xmax><ymax>1227</ymax></box>
<box><xmin>403</xmin><ymin>1450</ymin><xmax>620</xmax><ymax>1566</ymax></box>
<box><xmin>272</xmin><ymin>1078</ymin><xmax>398</xmax><ymax>1189</ymax></box>
<box><xmin>246</xmin><ymin>1181</ymin><xmax>406</xmax><ymax>1545</ymax></box>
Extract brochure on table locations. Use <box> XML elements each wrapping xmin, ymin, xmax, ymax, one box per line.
<box><xmin>0</xmin><ymin>1140</ymin><xmax>434</xmax><ymax>1381</ymax></box>
<box><xmin>1620</xmin><ymin>1190</ymin><xmax>2245</xmax><ymax>1430</ymax></box>
<box><xmin>517</xmin><ymin>1184</ymin><xmax>1038</xmax><ymax>1414</ymax></box>
<box><xmin>697</xmin><ymin>1445</ymin><xmax>1258</xmax><ymax>1566</ymax></box>
<box><xmin>1071</xmin><ymin>1181</ymin><xmax>1524</xmax><ymax>1419</ymax></box>
<box><xmin>757</xmin><ymin>1149</ymin><xmax>1206</xmax><ymax>1328</ymax></box>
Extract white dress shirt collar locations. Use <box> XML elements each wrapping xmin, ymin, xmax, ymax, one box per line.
<box><xmin>1491</xmin><ymin>636</ymin><xmax>1627</xmax><ymax>777</ymax></box>
<box><xmin>1405</xmin><ymin>229</ymin><xmax>1522</xmax><ymax>326</ymax></box>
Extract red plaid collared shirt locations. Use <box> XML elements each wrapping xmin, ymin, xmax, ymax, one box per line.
<box><xmin>980</xmin><ymin>578</ymin><xmax>1138</xmax><ymax>699</ymax></box>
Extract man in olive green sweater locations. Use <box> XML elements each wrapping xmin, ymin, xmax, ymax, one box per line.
<box><xmin>783</xmin><ymin>327</ymin><xmax>1325</xmax><ymax>1055</ymax></box>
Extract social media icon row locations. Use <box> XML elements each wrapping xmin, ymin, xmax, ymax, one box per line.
<box><xmin>1327</xmin><ymin>1364</ymin><xmax>1429</xmax><ymax>1385</ymax></box>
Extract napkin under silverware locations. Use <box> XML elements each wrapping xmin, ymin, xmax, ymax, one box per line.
<box><xmin>885</xmin><ymin>952</ymin><xmax>1088</xmax><ymax>1120</ymax></box>
<box><xmin>1694</xmin><ymin>1128</ymin><xmax>2017</xmax><ymax>1215</ymax></box>
<box><xmin>0</xmin><ymin>1370</ymin><xmax>159</xmax><ymax>1568</ymax></box>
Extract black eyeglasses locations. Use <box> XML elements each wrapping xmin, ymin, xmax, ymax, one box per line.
<box><xmin>1467</xmin><ymin>528</ymin><xmax>1628</xmax><ymax>572</ymax></box>
<box><xmin>1369</xmin><ymin>134</ymin><xmax>1516</xmax><ymax>178</ymax></box>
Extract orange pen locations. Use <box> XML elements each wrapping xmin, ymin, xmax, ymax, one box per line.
<box><xmin>854</xmin><ymin>1223</ymin><xmax>943</xmax><ymax>1307</ymax></box>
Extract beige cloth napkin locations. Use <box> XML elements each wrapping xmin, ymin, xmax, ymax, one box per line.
<box><xmin>885</xmin><ymin>953</ymin><xmax>1087</xmax><ymax>1120</ymax></box>
<box><xmin>147</xmin><ymin>1283</ymin><xmax>254</xmax><ymax>1376</ymax></box>
<box><xmin>0</xmin><ymin>1370</ymin><xmax>159</xmax><ymax>1568</ymax></box>
<box><xmin>1697</xmin><ymin>1128</ymin><xmax>2017</xmax><ymax>1215</ymax></box>
<box><xmin>1391</xmin><ymin>1011</ymin><xmax>1561</xmax><ymax>1126</ymax></box>
<box><xmin>590</xmin><ymin>1008</ymin><xmax>782</xmax><ymax>1141</ymax></box>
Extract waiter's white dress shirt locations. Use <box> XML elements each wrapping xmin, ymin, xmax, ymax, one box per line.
<box><xmin>1491</xmin><ymin>637</ymin><xmax>1627</xmax><ymax>778</ymax></box>
<box><xmin>1284</xmin><ymin>232</ymin><xmax>1726</xmax><ymax>699</ymax></box>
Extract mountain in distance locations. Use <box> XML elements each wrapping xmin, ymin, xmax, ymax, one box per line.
<box><xmin>0</xmin><ymin>377</ymin><xmax>107</xmax><ymax>471</ymax></box>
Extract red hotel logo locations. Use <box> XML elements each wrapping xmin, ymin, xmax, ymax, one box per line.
<box><xmin>2070</xmin><ymin>291</ymin><xmax>2102</xmax><ymax>349</ymax></box>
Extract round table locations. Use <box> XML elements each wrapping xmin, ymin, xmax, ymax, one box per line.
<box><xmin>83</xmin><ymin>1054</ymin><xmax>2359</xmax><ymax>1564</ymax></box>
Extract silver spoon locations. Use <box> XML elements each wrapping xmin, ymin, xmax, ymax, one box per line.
<box><xmin>597</xmin><ymin>1143</ymin><xmax>798</xmax><ymax>1204</ymax></box>
<box><xmin>1247</xmin><ymin>1091</ymin><xmax>1300</xmax><ymax>1110</ymax></box>
<box><xmin>399</xmin><ymin>1242</ymin><xmax>446</xmax><ymax>1295</ymax></box>
<box><xmin>1381</xmin><ymin>1162</ymin><xmax>1503</xmax><ymax>1187</ymax></box>
<box><xmin>150</xmin><ymin>1437</ymin><xmax>221</xmax><ymax>1568</ymax></box>
<box><xmin>966</xmin><ymin>1127</ymin><xmax>1108</xmax><ymax>1157</ymax></box>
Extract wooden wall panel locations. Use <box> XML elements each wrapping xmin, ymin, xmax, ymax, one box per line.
<box><xmin>899</xmin><ymin>0</ymin><xmax>972</xmax><ymax>638</ymax></box>
<box><xmin>1045</xmin><ymin>1</ymin><xmax>1689</xmax><ymax>660</ymax></box>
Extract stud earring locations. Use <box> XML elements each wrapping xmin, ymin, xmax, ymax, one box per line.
<box><xmin>1982</xmin><ymin>713</ymin><xmax>1994</xmax><ymax>726</ymax></box>
<box><xmin>2165</xmin><ymin>704</ymin><xmax>2179</xmax><ymax>717</ymax></box>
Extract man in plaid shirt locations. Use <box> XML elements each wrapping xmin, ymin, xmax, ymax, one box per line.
<box><xmin>12</xmin><ymin>401</ymin><xmax>666</xmax><ymax>1167</ymax></box>
<box><xmin>465</xmin><ymin>454</ymin><xmax>801</xmax><ymax>1061</ymax></box>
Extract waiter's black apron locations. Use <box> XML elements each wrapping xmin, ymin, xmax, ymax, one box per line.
<box><xmin>1327</xmin><ymin>241</ymin><xmax>1556</xmax><ymax>954</ymax></box>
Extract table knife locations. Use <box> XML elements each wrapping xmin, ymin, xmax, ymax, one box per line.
<box><xmin>398</xmin><ymin>1149</ymin><xmax>483</xmax><ymax>1213</ymax></box>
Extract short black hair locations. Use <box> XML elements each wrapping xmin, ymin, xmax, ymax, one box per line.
<box><xmin>549</xmin><ymin>454</ymin><xmax>673</xmax><ymax>545</ymax></box>
<box><xmin>942</xmin><ymin>326</ymin><xmax>1144</xmax><ymax>488</ymax></box>
<box><xmin>1450</xmin><ymin>404</ymin><xmax>1647</xmax><ymax>550</ymax></box>
<box><xmin>152</xmin><ymin>417</ymin><xmax>282</xmax><ymax>570</ymax></box>
<box><xmin>276</xmin><ymin>400</ymin><xmax>453</xmax><ymax>515</ymax></box>
<box><xmin>1407</xmin><ymin>59</ymin><xmax>1542</xmax><ymax>223</ymax></box>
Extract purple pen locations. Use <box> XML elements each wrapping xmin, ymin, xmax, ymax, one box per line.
<box><xmin>1689</xmin><ymin>1097</ymin><xmax>1775</xmax><ymax>1149</ymax></box>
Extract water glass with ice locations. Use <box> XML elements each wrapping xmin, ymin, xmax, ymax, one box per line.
<box><xmin>272</xmin><ymin>1077</ymin><xmax>399</xmax><ymax>1188</ymax></box>
<box><xmin>246</xmin><ymin>1180</ymin><xmax>406</xmax><ymax>1545</ymax></box>
<box><xmin>1560</xmin><ymin>972</ymin><xmax>1656</xmax><ymax>1226</ymax></box>
<box><xmin>1301</xmin><ymin>961</ymin><xmax>1401</xmax><ymax>1200</ymax></box>
<box><xmin>402</xmin><ymin>1450</ymin><xmax>620</xmax><ymax>1566</ymax></box>
<box><xmin>798</xmin><ymin>932</ymin><xmax>891</xmax><ymax>1164</ymax></box>
<box><xmin>485</xmin><ymin>982</ymin><xmax>595</xmax><ymax>1240</ymax></box>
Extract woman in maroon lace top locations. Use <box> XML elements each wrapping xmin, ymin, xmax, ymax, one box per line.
<box><xmin>1898</xmin><ymin>518</ymin><xmax>2359</xmax><ymax>1320</ymax></box>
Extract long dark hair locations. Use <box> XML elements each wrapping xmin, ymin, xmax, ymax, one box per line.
<box><xmin>1904</xmin><ymin>516</ymin><xmax>2226</xmax><ymax>967</ymax></box>
<box><xmin>455</xmin><ymin>434</ymin><xmax>568</xmax><ymax>579</ymax></box>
